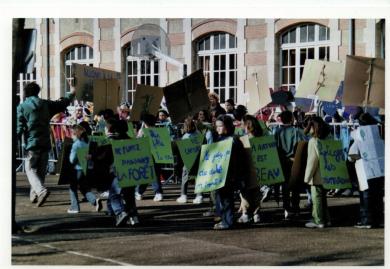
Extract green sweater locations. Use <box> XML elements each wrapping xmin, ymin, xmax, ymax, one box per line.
<box><xmin>17</xmin><ymin>93</ymin><xmax>75</xmax><ymax>151</ymax></box>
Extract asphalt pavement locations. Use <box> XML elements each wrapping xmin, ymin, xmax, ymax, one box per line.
<box><xmin>12</xmin><ymin>173</ymin><xmax>384</xmax><ymax>266</ymax></box>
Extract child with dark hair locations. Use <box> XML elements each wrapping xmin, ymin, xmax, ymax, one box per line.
<box><xmin>225</xmin><ymin>99</ymin><xmax>235</xmax><ymax>114</ymax></box>
<box><xmin>176</xmin><ymin>117</ymin><xmax>203</xmax><ymax>204</ymax></box>
<box><xmin>274</xmin><ymin>110</ymin><xmax>306</xmax><ymax>220</ymax></box>
<box><xmin>213</xmin><ymin>115</ymin><xmax>247</xmax><ymax>230</ymax></box>
<box><xmin>304</xmin><ymin>116</ymin><xmax>331</xmax><ymax>228</ymax></box>
<box><xmin>135</xmin><ymin>114</ymin><xmax>164</xmax><ymax>202</ymax></box>
<box><xmin>68</xmin><ymin>125</ymin><xmax>102</xmax><ymax>214</ymax></box>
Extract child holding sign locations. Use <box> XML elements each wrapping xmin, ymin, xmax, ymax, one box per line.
<box><xmin>213</xmin><ymin>115</ymin><xmax>247</xmax><ymax>230</ymax></box>
<box><xmin>304</xmin><ymin>117</ymin><xmax>331</xmax><ymax>228</ymax></box>
<box><xmin>237</xmin><ymin>115</ymin><xmax>263</xmax><ymax>224</ymax></box>
<box><xmin>68</xmin><ymin>125</ymin><xmax>102</xmax><ymax>214</ymax></box>
<box><xmin>176</xmin><ymin>117</ymin><xmax>203</xmax><ymax>204</ymax></box>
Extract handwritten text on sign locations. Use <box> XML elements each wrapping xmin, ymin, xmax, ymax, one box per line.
<box><xmin>144</xmin><ymin>128</ymin><xmax>174</xmax><ymax>164</ymax></box>
<box><xmin>249</xmin><ymin>135</ymin><xmax>284</xmax><ymax>185</ymax></box>
<box><xmin>318</xmin><ymin>139</ymin><xmax>351</xmax><ymax>190</ymax></box>
<box><xmin>195</xmin><ymin>138</ymin><xmax>233</xmax><ymax>193</ymax></box>
<box><xmin>111</xmin><ymin>138</ymin><xmax>156</xmax><ymax>188</ymax></box>
<box><xmin>176</xmin><ymin>133</ymin><xmax>204</xmax><ymax>171</ymax></box>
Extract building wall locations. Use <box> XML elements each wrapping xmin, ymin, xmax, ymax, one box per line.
<box><xmin>25</xmin><ymin>18</ymin><xmax>383</xmax><ymax>106</ymax></box>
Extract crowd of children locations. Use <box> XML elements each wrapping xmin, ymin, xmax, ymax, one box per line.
<box><xmin>43</xmin><ymin>91</ymin><xmax>385</xmax><ymax>230</ymax></box>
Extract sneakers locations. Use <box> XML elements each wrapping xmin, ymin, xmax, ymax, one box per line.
<box><xmin>30</xmin><ymin>191</ymin><xmax>38</xmax><ymax>204</ymax></box>
<box><xmin>100</xmin><ymin>191</ymin><xmax>109</xmax><ymax>199</ymax></box>
<box><xmin>253</xmin><ymin>213</ymin><xmax>261</xmax><ymax>223</ymax></box>
<box><xmin>127</xmin><ymin>216</ymin><xmax>140</xmax><ymax>226</ymax></box>
<box><xmin>305</xmin><ymin>222</ymin><xmax>324</xmax><ymax>228</ymax></box>
<box><xmin>213</xmin><ymin>222</ymin><xmax>230</xmax><ymax>230</ymax></box>
<box><xmin>95</xmin><ymin>198</ymin><xmax>103</xmax><ymax>212</ymax></box>
<box><xmin>260</xmin><ymin>186</ymin><xmax>271</xmax><ymax>203</ymax></box>
<box><xmin>115</xmin><ymin>212</ymin><xmax>129</xmax><ymax>227</ymax></box>
<box><xmin>192</xmin><ymin>195</ymin><xmax>203</xmax><ymax>204</ymax></box>
<box><xmin>36</xmin><ymin>190</ymin><xmax>50</xmax><ymax>207</ymax></box>
<box><xmin>67</xmin><ymin>208</ymin><xmax>80</xmax><ymax>214</ymax></box>
<box><xmin>135</xmin><ymin>192</ymin><xmax>142</xmax><ymax>201</ymax></box>
<box><xmin>176</xmin><ymin>195</ymin><xmax>187</xmax><ymax>204</ymax></box>
<box><xmin>354</xmin><ymin>222</ymin><xmax>372</xmax><ymax>229</ymax></box>
<box><xmin>153</xmin><ymin>193</ymin><xmax>163</xmax><ymax>202</ymax></box>
<box><xmin>237</xmin><ymin>213</ymin><xmax>250</xmax><ymax>224</ymax></box>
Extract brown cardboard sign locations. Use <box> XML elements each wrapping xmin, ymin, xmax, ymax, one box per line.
<box><xmin>163</xmin><ymin>69</ymin><xmax>210</xmax><ymax>124</ymax></box>
<box><xmin>343</xmin><ymin>55</ymin><xmax>385</xmax><ymax>109</ymax></box>
<box><xmin>73</xmin><ymin>63</ymin><xmax>121</xmax><ymax>102</ymax></box>
<box><xmin>130</xmin><ymin>84</ymin><xmax>164</xmax><ymax>121</ymax></box>
<box><xmin>245</xmin><ymin>70</ymin><xmax>272</xmax><ymax>114</ymax></box>
<box><xmin>296</xmin><ymin>59</ymin><xmax>345</xmax><ymax>102</ymax></box>
<box><xmin>93</xmin><ymin>79</ymin><xmax>122</xmax><ymax>115</ymax></box>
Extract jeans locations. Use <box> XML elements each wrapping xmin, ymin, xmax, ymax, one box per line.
<box><xmin>108</xmin><ymin>177</ymin><xmax>125</xmax><ymax>216</ymax></box>
<box><xmin>69</xmin><ymin>170</ymin><xmax>97</xmax><ymax>211</ymax></box>
<box><xmin>359</xmin><ymin>177</ymin><xmax>384</xmax><ymax>226</ymax></box>
<box><xmin>215</xmin><ymin>188</ymin><xmax>234</xmax><ymax>227</ymax></box>
<box><xmin>311</xmin><ymin>185</ymin><xmax>330</xmax><ymax>225</ymax></box>
<box><xmin>25</xmin><ymin>150</ymin><xmax>49</xmax><ymax>197</ymax></box>
<box><xmin>136</xmin><ymin>164</ymin><xmax>163</xmax><ymax>195</ymax></box>
<box><xmin>121</xmin><ymin>187</ymin><xmax>138</xmax><ymax>217</ymax></box>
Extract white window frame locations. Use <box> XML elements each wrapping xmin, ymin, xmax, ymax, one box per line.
<box><xmin>280</xmin><ymin>24</ymin><xmax>331</xmax><ymax>91</ymax></box>
<box><xmin>17</xmin><ymin>71</ymin><xmax>36</xmax><ymax>102</ymax></box>
<box><xmin>196</xmin><ymin>33</ymin><xmax>238</xmax><ymax>103</ymax></box>
<box><xmin>125</xmin><ymin>46</ymin><xmax>160</xmax><ymax>105</ymax></box>
<box><xmin>64</xmin><ymin>45</ymin><xmax>94</xmax><ymax>94</ymax></box>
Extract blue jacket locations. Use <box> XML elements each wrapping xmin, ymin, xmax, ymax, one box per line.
<box><xmin>69</xmin><ymin>139</ymin><xmax>88</xmax><ymax>171</ymax></box>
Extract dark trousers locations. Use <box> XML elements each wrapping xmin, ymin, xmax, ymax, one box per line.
<box><xmin>136</xmin><ymin>164</ymin><xmax>163</xmax><ymax>195</ymax></box>
<box><xmin>359</xmin><ymin>177</ymin><xmax>384</xmax><ymax>226</ymax></box>
<box><xmin>215</xmin><ymin>187</ymin><xmax>234</xmax><ymax>227</ymax></box>
<box><xmin>280</xmin><ymin>158</ymin><xmax>300</xmax><ymax>212</ymax></box>
<box><xmin>121</xmin><ymin>186</ymin><xmax>138</xmax><ymax>217</ymax></box>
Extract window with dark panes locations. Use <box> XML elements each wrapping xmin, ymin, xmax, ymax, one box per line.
<box><xmin>125</xmin><ymin>45</ymin><xmax>160</xmax><ymax>105</ymax></box>
<box><xmin>196</xmin><ymin>33</ymin><xmax>238</xmax><ymax>103</ymax></box>
<box><xmin>280</xmin><ymin>24</ymin><xmax>331</xmax><ymax>91</ymax></box>
<box><xmin>64</xmin><ymin>45</ymin><xmax>94</xmax><ymax>94</ymax></box>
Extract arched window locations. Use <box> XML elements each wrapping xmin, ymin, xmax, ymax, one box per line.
<box><xmin>280</xmin><ymin>24</ymin><xmax>331</xmax><ymax>91</ymax></box>
<box><xmin>125</xmin><ymin>46</ymin><xmax>160</xmax><ymax>105</ymax></box>
<box><xmin>64</xmin><ymin>45</ymin><xmax>94</xmax><ymax>93</ymax></box>
<box><xmin>196</xmin><ymin>32</ymin><xmax>238</xmax><ymax>103</ymax></box>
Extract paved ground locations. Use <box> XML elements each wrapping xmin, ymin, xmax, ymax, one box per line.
<box><xmin>12</xmin><ymin>173</ymin><xmax>384</xmax><ymax>266</ymax></box>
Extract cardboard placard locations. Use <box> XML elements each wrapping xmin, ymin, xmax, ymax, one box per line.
<box><xmin>240</xmin><ymin>135</ymin><xmax>260</xmax><ymax>190</ymax></box>
<box><xmin>245</xmin><ymin>70</ymin><xmax>272</xmax><ymax>114</ymax></box>
<box><xmin>163</xmin><ymin>69</ymin><xmax>210</xmax><ymax>124</ymax></box>
<box><xmin>143</xmin><ymin>127</ymin><xmax>174</xmax><ymax>164</ymax></box>
<box><xmin>89</xmin><ymin>135</ymin><xmax>111</xmax><ymax>146</ymax></box>
<box><xmin>343</xmin><ymin>55</ymin><xmax>385</xmax><ymax>109</ymax></box>
<box><xmin>249</xmin><ymin>135</ymin><xmax>285</xmax><ymax>185</ymax></box>
<box><xmin>73</xmin><ymin>63</ymin><xmax>121</xmax><ymax>102</ymax></box>
<box><xmin>93</xmin><ymin>79</ymin><xmax>121</xmax><ymax>115</ymax></box>
<box><xmin>76</xmin><ymin>146</ymin><xmax>89</xmax><ymax>176</ymax></box>
<box><xmin>130</xmin><ymin>84</ymin><xmax>164</xmax><ymax>122</ymax></box>
<box><xmin>317</xmin><ymin>139</ymin><xmax>352</xmax><ymax>190</ymax></box>
<box><xmin>57</xmin><ymin>137</ymin><xmax>76</xmax><ymax>185</ymax></box>
<box><xmin>296</xmin><ymin>59</ymin><xmax>345</xmax><ymax>102</ymax></box>
<box><xmin>195</xmin><ymin>138</ymin><xmax>233</xmax><ymax>193</ymax></box>
<box><xmin>127</xmin><ymin>122</ymin><xmax>136</xmax><ymax>138</ymax></box>
<box><xmin>355</xmin><ymin>125</ymin><xmax>385</xmax><ymax>179</ymax></box>
<box><xmin>176</xmin><ymin>133</ymin><xmax>204</xmax><ymax>171</ymax></box>
<box><xmin>111</xmin><ymin>137</ymin><xmax>156</xmax><ymax>188</ymax></box>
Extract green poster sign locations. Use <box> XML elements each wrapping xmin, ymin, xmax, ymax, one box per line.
<box><xmin>234</xmin><ymin>127</ymin><xmax>245</xmax><ymax>136</ymax></box>
<box><xmin>76</xmin><ymin>146</ymin><xmax>89</xmax><ymax>176</ymax></box>
<box><xmin>195</xmin><ymin>138</ymin><xmax>233</xmax><ymax>193</ymax></box>
<box><xmin>249</xmin><ymin>135</ymin><xmax>285</xmax><ymax>185</ymax></box>
<box><xmin>176</xmin><ymin>133</ymin><xmax>204</xmax><ymax>171</ymax></box>
<box><xmin>111</xmin><ymin>137</ymin><xmax>156</xmax><ymax>188</ymax></box>
<box><xmin>143</xmin><ymin>127</ymin><xmax>174</xmax><ymax>164</ymax></box>
<box><xmin>127</xmin><ymin>122</ymin><xmax>136</xmax><ymax>138</ymax></box>
<box><xmin>317</xmin><ymin>139</ymin><xmax>351</xmax><ymax>190</ymax></box>
<box><xmin>89</xmin><ymin>135</ymin><xmax>111</xmax><ymax>146</ymax></box>
<box><xmin>258</xmin><ymin>120</ymin><xmax>270</xmax><ymax>135</ymax></box>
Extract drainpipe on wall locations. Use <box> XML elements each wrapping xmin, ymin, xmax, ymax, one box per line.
<box><xmin>46</xmin><ymin>18</ymin><xmax>50</xmax><ymax>99</ymax></box>
<box><xmin>348</xmin><ymin>19</ymin><xmax>355</xmax><ymax>56</ymax></box>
